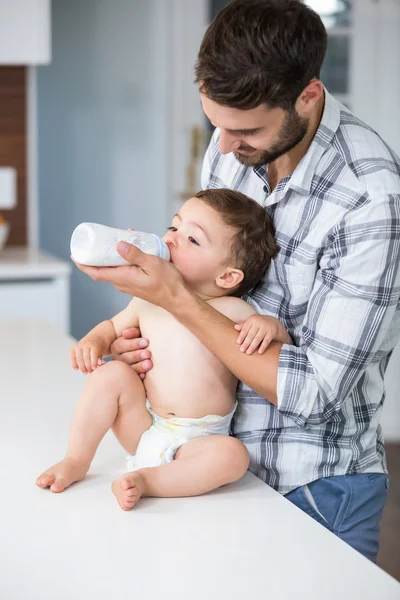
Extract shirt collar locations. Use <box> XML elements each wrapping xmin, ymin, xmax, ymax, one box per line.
<box><xmin>254</xmin><ymin>89</ymin><xmax>342</xmax><ymax>203</ymax></box>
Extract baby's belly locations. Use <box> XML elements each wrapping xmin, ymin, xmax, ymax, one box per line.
<box><xmin>139</xmin><ymin>304</ymin><xmax>237</xmax><ymax>419</ymax></box>
<box><xmin>143</xmin><ymin>361</ymin><xmax>237</xmax><ymax>419</ymax></box>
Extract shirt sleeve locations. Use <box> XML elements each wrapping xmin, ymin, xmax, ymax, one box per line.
<box><xmin>277</xmin><ymin>194</ymin><xmax>400</xmax><ymax>426</ymax></box>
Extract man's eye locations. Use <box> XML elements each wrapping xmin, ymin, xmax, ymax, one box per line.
<box><xmin>167</xmin><ymin>226</ymin><xmax>178</xmax><ymax>232</ymax></box>
<box><xmin>189</xmin><ymin>236</ymin><xmax>199</xmax><ymax>246</ymax></box>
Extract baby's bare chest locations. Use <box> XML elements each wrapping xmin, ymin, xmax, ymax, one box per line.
<box><xmin>137</xmin><ymin>301</ymin><xmax>236</xmax><ymax>416</ymax></box>
<box><xmin>139</xmin><ymin>302</ymin><xmax>205</xmax><ymax>358</ymax></box>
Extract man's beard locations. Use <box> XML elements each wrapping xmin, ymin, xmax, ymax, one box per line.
<box><xmin>233</xmin><ymin>108</ymin><xmax>309</xmax><ymax>167</ymax></box>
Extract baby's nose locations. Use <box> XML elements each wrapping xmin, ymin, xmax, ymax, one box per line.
<box><xmin>163</xmin><ymin>235</ymin><xmax>176</xmax><ymax>248</ymax></box>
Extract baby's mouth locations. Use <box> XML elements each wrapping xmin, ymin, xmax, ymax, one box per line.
<box><xmin>166</xmin><ymin>243</ymin><xmax>174</xmax><ymax>263</ymax></box>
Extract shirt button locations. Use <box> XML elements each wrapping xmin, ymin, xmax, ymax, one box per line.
<box><xmin>263</xmin><ymin>186</ymin><xmax>268</xmax><ymax>193</ymax></box>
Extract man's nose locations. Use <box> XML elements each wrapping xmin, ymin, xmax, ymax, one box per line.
<box><xmin>218</xmin><ymin>130</ymin><xmax>241</xmax><ymax>155</ymax></box>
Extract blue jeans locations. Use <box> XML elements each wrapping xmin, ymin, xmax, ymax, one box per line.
<box><xmin>285</xmin><ymin>473</ymin><xmax>389</xmax><ymax>562</ymax></box>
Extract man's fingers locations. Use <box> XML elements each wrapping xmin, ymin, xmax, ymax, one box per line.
<box><xmin>73</xmin><ymin>258</ymin><xmax>141</xmax><ymax>286</ymax></box>
<box><xmin>117</xmin><ymin>241</ymin><xmax>147</xmax><ymax>265</ymax></box>
<box><xmin>72</xmin><ymin>258</ymin><xmax>100</xmax><ymax>279</ymax></box>
<box><xmin>110</xmin><ymin>338</ymin><xmax>150</xmax><ymax>359</ymax></box>
<box><xmin>113</xmin><ymin>349</ymin><xmax>151</xmax><ymax>367</ymax></box>
<box><xmin>131</xmin><ymin>358</ymin><xmax>153</xmax><ymax>375</ymax></box>
<box><xmin>122</xmin><ymin>327</ymin><xmax>142</xmax><ymax>340</ymax></box>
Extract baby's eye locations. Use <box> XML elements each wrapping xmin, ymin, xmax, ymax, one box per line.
<box><xmin>189</xmin><ymin>236</ymin><xmax>199</xmax><ymax>246</ymax></box>
<box><xmin>167</xmin><ymin>226</ymin><xmax>178</xmax><ymax>232</ymax></box>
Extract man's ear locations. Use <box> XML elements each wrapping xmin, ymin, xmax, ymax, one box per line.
<box><xmin>296</xmin><ymin>78</ymin><xmax>324</xmax><ymax>114</ymax></box>
<box><xmin>216</xmin><ymin>267</ymin><xmax>244</xmax><ymax>291</ymax></box>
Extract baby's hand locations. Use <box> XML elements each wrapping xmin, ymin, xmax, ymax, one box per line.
<box><xmin>70</xmin><ymin>339</ymin><xmax>104</xmax><ymax>374</ymax></box>
<box><xmin>234</xmin><ymin>315</ymin><xmax>292</xmax><ymax>355</ymax></box>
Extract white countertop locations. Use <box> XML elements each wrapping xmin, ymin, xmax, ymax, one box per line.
<box><xmin>0</xmin><ymin>246</ymin><xmax>71</xmax><ymax>278</ymax></box>
<box><xmin>1</xmin><ymin>319</ymin><xmax>399</xmax><ymax>600</ymax></box>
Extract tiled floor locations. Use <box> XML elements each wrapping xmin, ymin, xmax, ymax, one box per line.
<box><xmin>378</xmin><ymin>443</ymin><xmax>400</xmax><ymax>581</ymax></box>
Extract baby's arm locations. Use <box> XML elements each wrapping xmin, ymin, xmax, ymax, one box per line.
<box><xmin>208</xmin><ymin>297</ymin><xmax>292</xmax><ymax>355</ymax></box>
<box><xmin>70</xmin><ymin>298</ymin><xmax>141</xmax><ymax>374</ymax></box>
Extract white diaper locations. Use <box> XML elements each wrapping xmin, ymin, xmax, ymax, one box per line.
<box><xmin>126</xmin><ymin>401</ymin><xmax>237</xmax><ymax>471</ymax></box>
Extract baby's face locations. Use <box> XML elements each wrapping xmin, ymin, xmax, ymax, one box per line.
<box><xmin>163</xmin><ymin>197</ymin><xmax>236</xmax><ymax>295</ymax></box>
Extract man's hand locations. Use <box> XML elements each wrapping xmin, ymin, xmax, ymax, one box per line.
<box><xmin>110</xmin><ymin>327</ymin><xmax>153</xmax><ymax>380</ymax></box>
<box><xmin>73</xmin><ymin>241</ymin><xmax>187</xmax><ymax>311</ymax></box>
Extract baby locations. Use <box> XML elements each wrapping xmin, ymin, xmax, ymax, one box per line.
<box><xmin>36</xmin><ymin>188</ymin><xmax>291</xmax><ymax>510</ymax></box>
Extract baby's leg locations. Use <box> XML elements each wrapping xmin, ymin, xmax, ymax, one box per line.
<box><xmin>112</xmin><ymin>435</ymin><xmax>249</xmax><ymax>510</ymax></box>
<box><xmin>36</xmin><ymin>361</ymin><xmax>151</xmax><ymax>493</ymax></box>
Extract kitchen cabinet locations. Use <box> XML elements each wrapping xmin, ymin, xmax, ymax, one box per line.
<box><xmin>0</xmin><ymin>0</ymin><xmax>50</xmax><ymax>65</ymax></box>
<box><xmin>0</xmin><ymin>246</ymin><xmax>70</xmax><ymax>333</ymax></box>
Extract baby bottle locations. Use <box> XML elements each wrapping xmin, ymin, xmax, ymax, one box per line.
<box><xmin>70</xmin><ymin>222</ymin><xmax>170</xmax><ymax>266</ymax></box>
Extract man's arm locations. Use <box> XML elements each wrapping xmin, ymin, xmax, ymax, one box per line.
<box><xmin>273</xmin><ymin>195</ymin><xmax>400</xmax><ymax>426</ymax></box>
<box><xmin>176</xmin><ymin>293</ymin><xmax>282</xmax><ymax>404</ymax></box>
<box><xmin>207</xmin><ymin>295</ymin><xmax>257</xmax><ymax>322</ymax></box>
<box><xmin>74</xmin><ymin>193</ymin><xmax>400</xmax><ymax>422</ymax></box>
<box><xmin>172</xmin><ymin>196</ymin><xmax>400</xmax><ymax>421</ymax></box>
<box><xmin>74</xmin><ymin>255</ymin><xmax>282</xmax><ymax>403</ymax></box>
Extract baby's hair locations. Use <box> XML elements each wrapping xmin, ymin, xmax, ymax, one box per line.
<box><xmin>195</xmin><ymin>188</ymin><xmax>279</xmax><ymax>296</ymax></box>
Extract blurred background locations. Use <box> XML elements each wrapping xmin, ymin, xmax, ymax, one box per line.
<box><xmin>0</xmin><ymin>0</ymin><xmax>399</xmax><ymax>580</ymax></box>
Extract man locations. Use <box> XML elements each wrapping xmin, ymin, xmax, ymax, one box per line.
<box><xmin>76</xmin><ymin>0</ymin><xmax>400</xmax><ymax>562</ymax></box>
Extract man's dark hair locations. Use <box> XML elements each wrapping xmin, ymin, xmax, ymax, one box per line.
<box><xmin>195</xmin><ymin>0</ymin><xmax>327</xmax><ymax>110</ymax></box>
<box><xmin>195</xmin><ymin>188</ymin><xmax>279</xmax><ymax>297</ymax></box>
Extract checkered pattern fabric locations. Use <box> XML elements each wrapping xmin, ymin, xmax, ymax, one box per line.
<box><xmin>201</xmin><ymin>90</ymin><xmax>400</xmax><ymax>493</ymax></box>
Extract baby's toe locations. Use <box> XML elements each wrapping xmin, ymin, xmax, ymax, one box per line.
<box><xmin>122</xmin><ymin>498</ymin><xmax>135</xmax><ymax>510</ymax></box>
<box><xmin>120</xmin><ymin>477</ymin><xmax>133</xmax><ymax>491</ymax></box>
<box><xmin>36</xmin><ymin>473</ymin><xmax>55</xmax><ymax>488</ymax></box>
<box><xmin>50</xmin><ymin>478</ymin><xmax>66</xmax><ymax>493</ymax></box>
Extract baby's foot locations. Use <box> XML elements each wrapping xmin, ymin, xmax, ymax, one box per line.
<box><xmin>36</xmin><ymin>457</ymin><xmax>90</xmax><ymax>493</ymax></box>
<box><xmin>112</xmin><ymin>471</ymin><xmax>146</xmax><ymax>511</ymax></box>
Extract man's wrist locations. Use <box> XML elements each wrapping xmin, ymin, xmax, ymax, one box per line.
<box><xmin>163</xmin><ymin>283</ymin><xmax>198</xmax><ymax>319</ymax></box>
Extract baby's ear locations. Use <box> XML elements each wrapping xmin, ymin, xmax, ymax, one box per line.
<box><xmin>216</xmin><ymin>268</ymin><xmax>244</xmax><ymax>291</ymax></box>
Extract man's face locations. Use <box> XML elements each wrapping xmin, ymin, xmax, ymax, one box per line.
<box><xmin>163</xmin><ymin>197</ymin><xmax>235</xmax><ymax>295</ymax></box>
<box><xmin>200</xmin><ymin>93</ymin><xmax>309</xmax><ymax>167</ymax></box>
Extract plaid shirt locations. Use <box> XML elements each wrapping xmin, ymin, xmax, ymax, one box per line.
<box><xmin>201</xmin><ymin>90</ymin><xmax>400</xmax><ymax>494</ymax></box>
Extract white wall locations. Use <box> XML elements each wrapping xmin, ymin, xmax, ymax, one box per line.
<box><xmin>352</xmin><ymin>0</ymin><xmax>400</xmax><ymax>442</ymax></box>
<box><xmin>352</xmin><ymin>0</ymin><xmax>400</xmax><ymax>157</ymax></box>
<box><xmin>38</xmin><ymin>0</ymin><xmax>169</xmax><ymax>339</ymax></box>
<box><xmin>166</xmin><ymin>0</ymin><xmax>208</xmax><ymax>216</ymax></box>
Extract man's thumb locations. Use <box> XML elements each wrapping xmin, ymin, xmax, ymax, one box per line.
<box><xmin>117</xmin><ymin>241</ymin><xmax>144</xmax><ymax>263</ymax></box>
